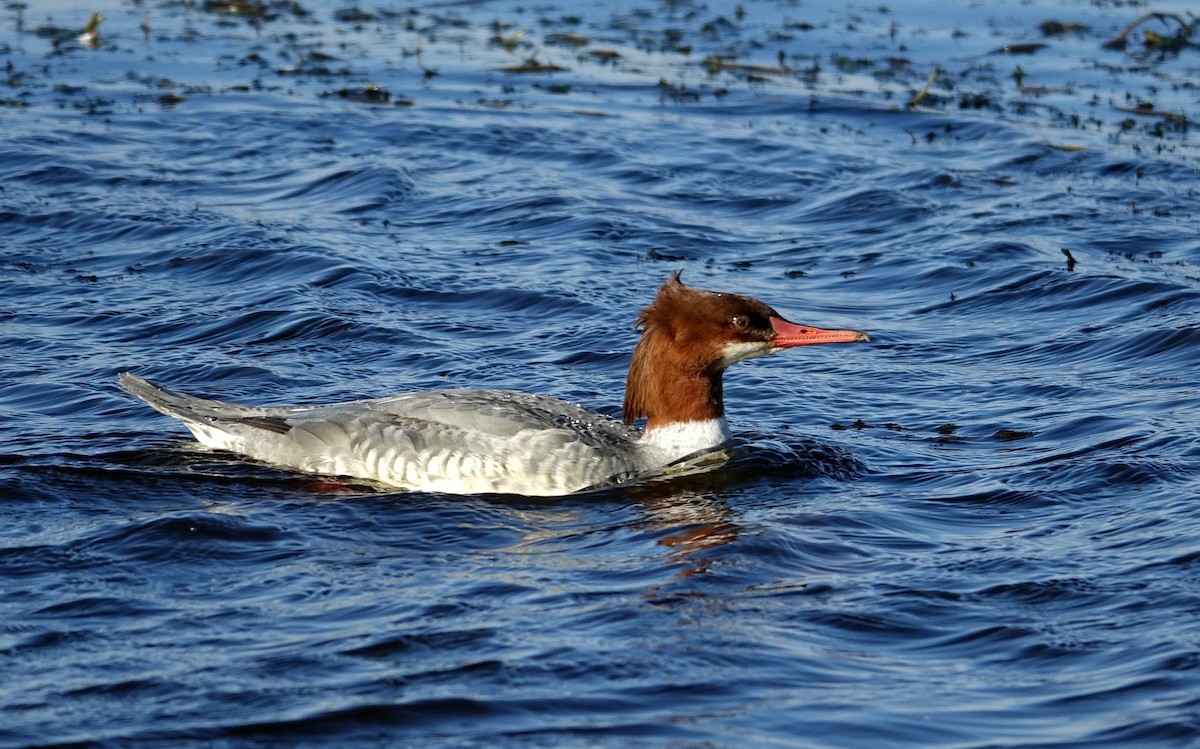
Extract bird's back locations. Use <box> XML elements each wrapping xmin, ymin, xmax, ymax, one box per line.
<box><xmin>119</xmin><ymin>374</ymin><xmax>645</xmax><ymax>496</ymax></box>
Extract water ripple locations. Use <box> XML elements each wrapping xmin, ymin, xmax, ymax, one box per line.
<box><xmin>3</xmin><ymin>0</ymin><xmax>1200</xmax><ymax>747</ymax></box>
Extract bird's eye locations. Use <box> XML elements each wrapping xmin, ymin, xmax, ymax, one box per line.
<box><xmin>730</xmin><ymin>315</ymin><xmax>749</xmax><ymax>330</ymax></box>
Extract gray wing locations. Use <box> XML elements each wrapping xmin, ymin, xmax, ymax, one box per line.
<box><xmin>119</xmin><ymin>375</ymin><xmax>642</xmax><ymax>495</ymax></box>
<box><xmin>363</xmin><ymin>389</ymin><xmax>637</xmax><ymax>447</ymax></box>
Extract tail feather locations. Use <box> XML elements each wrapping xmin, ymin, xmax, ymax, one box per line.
<box><xmin>121</xmin><ymin>372</ymin><xmax>231</xmax><ymax>418</ymax></box>
<box><xmin>118</xmin><ymin>372</ymin><xmax>288</xmax><ymax>429</ymax></box>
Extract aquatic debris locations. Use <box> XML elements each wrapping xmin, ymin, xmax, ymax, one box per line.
<box><xmin>703</xmin><ymin>56</ymin><xmax>788</xmax><ymax>76</ymax></box>
<box><xmin>1103</xmin><ymin>11</ymin><xmax>1194</xmax><ymax>51</ymax></box>
<box><xmin>588</xmin><ymin>49</ymin><xmax>621</xmax><ymax>63</ymax></box>
<box><xmin>1114</xmin><ymin>102</ymin><xmax>1191</xmax><ymax>128</ymax></box>
<box><xmin>201</xmin><ymin>1</ymin><xmax>309</xmax><ymax>22</ymax></box>
<box><xmin>34</xmin><ymin>24</ymin><xmax>75</xmax><ymax>40</ymax></box>
<box><xmin>647</xmin><ymin>247</ymin><xmax>687</xmax><ymax>262</ymax></box>
<box><xmin>830</xmin><ymin>419</ymin><xmax>909</xmax><ymax>432</ymax></box>
<box><xmin>71</xmin><ymin>95</ymin><xmax>114</xmax><ymax>115</ymax></box>
<box><xmin>1019</xmin><ymin>84</ymin><xmax>1073</xmax><ymax>96</ymax></box>
<box><xmin>34</xmin><ymin>14</ymin><xmax>104</xmax><ymax>48</ymax></box>
<box><xmin>203</xmin><ymin>0</ymin><xmax>267</xmax><ymax>17</ymax></box>
<box><xmin>275</xmin><ymin>49</ymin><xmax>354</xmax><ymax>77</ymax></box>
<box><xmin>76</xmin><ymin>12</ymin><xmax>103</xmax><ymax>48</ymax></box>
<box><xmin>1040</xmin><ymin>20</ymin><xmax>1090</xmax><ymax>36</ymax></box>
<box><xmin>158</xmin><ymin>93</ymin><xmax>186</xmax><ymax>106</ymax></box>
<box><xmin>302</xmin><ymin>50</ymin><xmax>340</xmax><ymax>64</ymax></box>
<box><xmin>657</xmin><ymin>78</ymin><xmax>700</xmax><ymax>103</ymax></box>
<box><xmin>491</xmin><ymin>28</ymin><xmax>528</xmax><ymax>52</ymax></box>
<box><xmin>545</xmin><ymin>33</ymin><xmax>588</xmax><ymax>47</ymax></box>
<box><xmin>337</xmin><ymin>85</ymin><xmax>389</xmax><ymax>103</ymax></box>
<box><xmin>276</xmin><ymin>63</ymin><xmax>347</xmax><ymax>77</ymax></box>
<box><xmin>332</xmin><ymin>8</ymin><xmax>375</xmax><ymax>23</ymax></box>
<box><xmin>1011</xmin><ymin>66</ymin><xmax>1072</xmax><ymax>95</ymax></box>
<box><xmin>326</xmin><ymin>85</ymin><xmax>409</xmax><ymax>105</ymax></box>
<box><xmin>497</xmin><ymin>58</ymin><xmax>566</xmax><ymax>74</ymax></box>
<box><xmin>1141</xmin><ymin>27</ymin><xmax>1195</xmax><ymax>54</ymax></box>
<box><xmin>993</xmin><ymin>429</ymin><xmax>1035</xmax><ymax>442</ymax></box>
<box><xmin>958</xmin><ymin>92</ymin><xmax>1001</xmax><ymax>111</ymax></box>
<box><xmin>934</xmin><ymin>423</ymin><xmax>966</xmax><ymax>445</ymax></box>
<box><xmin>1061</xmin><ymin>248</ymin><xmax>1078</xmax><ymax>271</ymax></box>
<box><xmin>661</xmin><ymin>28</ymin><xmax>691</xmax><ymax>55</ymax></box>
<box><xmin>832</xmin><ymin>55</ymin><xmax>874</xmax><ymax>73</ymax></box>
<box><xmin>987</xmin><ymin>43</ymin><xmax>1048</xmax><ymax>56</ymax></box>
<box><xmin>907</xmin><ymin>67</ymin><xmax>939</xmax><ymax>107</ymax></box>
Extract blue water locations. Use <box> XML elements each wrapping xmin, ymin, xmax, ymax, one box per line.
<box><xmin>3</xmin><ymin>0</ymin><xmax>1200</xmax><ymax>746</ymax></box>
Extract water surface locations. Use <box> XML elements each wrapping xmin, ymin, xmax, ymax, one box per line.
<box><xmin>3</xmin><ymin>1</ymin><xmax>1200</xmax><ymax>746</ymax></box>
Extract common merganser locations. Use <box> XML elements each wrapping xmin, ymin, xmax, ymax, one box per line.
<box><xmin>120</xmin><ymin>273</ymin><xmax>868</xmax><ymax>496</ymax></box>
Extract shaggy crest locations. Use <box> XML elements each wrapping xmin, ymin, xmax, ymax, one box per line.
<box><xmin>622</xmin><ymin>273</ymin><xmax>779</xmax><ymax>428</ymax></box>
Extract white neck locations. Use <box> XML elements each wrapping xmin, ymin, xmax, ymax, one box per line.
<box><xmin>637</xmin><ymin>418</ymin><xmax>731</xmax><ymax>466</ymax></box>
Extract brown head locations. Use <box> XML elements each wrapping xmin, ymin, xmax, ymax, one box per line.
<box><xmin>622</xmin><ymin>273</ymin><xmax>869</xmax><ymax>429</ymax></box>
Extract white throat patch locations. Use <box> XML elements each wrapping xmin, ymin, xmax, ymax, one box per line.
<box><xmin>718</xmin><ymin>340</ymin><xmax>772</xmax><ymax>369</ymax></box>
<box><xmin>639</xmin><ymin>418</ymin><xmax>732</xmax><ymax>464</ymax></box>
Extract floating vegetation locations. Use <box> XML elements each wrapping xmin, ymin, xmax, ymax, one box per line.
<box><xmin>993</xmin><ymin>429</ymin><xmax>1036</xmax><ymax>442</ymax></box>
<box><xmin>33</xmin><ymin>25</ymin><xmax>76</xmax><ymax>40</ymax></box>
<box><xmin>588</xmin><ymin>49</ymin><xmax>621</xmax><ymax>63</ymax></box>
<box><xmin>958</xmin><ymin>92</ymin><xmax>1000</xmax><ymax>111</ymax></box>
<box><xmin>274</xmin><ymin>49</ymin><xmax>356</xmax><ymax>78</ymax></box>
<box><xmin>203</xmin><ymin>0</ymin><xmax>267</xmax><ymax>17</ymax></box>
<box><xmin>830</xmin><ymin>419</ymin><xmax>909</xmax><ymax>433</ymax></box>
<box><xmin>497</xmin><ymin>57</ymin><xmax>566</xmax><ymax>74</ymax></box>
<box><xmin>646</xmin><ymin>247</ymin><xmax>688</xmax><ymax>262</ymax></box>
<box><xmin>200</xmin><ymin>0</ymin><xmax>309</xmax><ymax>22</ymax></box>
<box><xmin>1113</xmin><ymin>102</ymin><xmax>1191</xmax><ymax>128</ymax></box>
<box><xmin>326</xmin><ymin>85</ymin><xmax>408</xmax><ymax>105</ymax></box>
<box><xmin>907</xmin><ymin>67</ymin><xmax>939</xmax><ymax>107</ymax></box>
<box><xmin>831</xmin><ymin>55</ymin><xmax>875</xmax><ymax>73</ymax></box>
<box><xmin>1103</xmin><ymin>11</ymin><xmax>1195</xmax><ymax>52</ymax></box>
<box><xmin>1141</xmin><ymin>29</ymin><xmax>1194</xmax><ymax>55</ymax></box>
<box><xmin>3</xmin><ymin>0</ymin><xmax>1197</xmax><ymax>165</ymax></box>
<box><xmin>987</xmin><ymin>43</ymin><xmax>1049</xmax><ymax>56</ymax></box>
<box><xmin>703</xmin><ymin>55</ymin><xmax>788</xmax><ymax>76</ymax></box>
<box><xmin>490</xmin><ymin>28</ymin><xmax>528</xmax><ymax>52</ymax></box>
<box><xmin>303</xmin><ymin>50</ymin><xmax>341</xmax><ymax>64</ymax></box>
<box><xmin>657</xmin><ymin>77</ymin><xmax>700</xmax><ymax>103</ymax></box>
<box><xmin>1040</xmin><ymin>20</ymin><xmax>1090</xmax><ymax>36</ymax></box>
<box><xmin>32</xmin><ymin>12</ymin><xmax>105</xmax><ymax>50</ymax></box>
<box><xmin>76</xmin><ymin>12</ymin><xmax>102</xmax><ymax>48</ymax></box>
<box><xmin>332</xmin><ymin>8</ymin><xmax>375</xmax><ymax>24</ymax></box>
<box><xmin>545</xmin><ymin>33</ymin><xmax>589</xmax><ymax>48</ymax></box>
<box><xmin>933</xmin><ymin>423</ymin><xmax>968</xmax><ymax>445</ymax></box>
<box><xmin>337</xmin><ymin>85</ymin><xmax>389</xmax><ymax>103</ymax></box>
